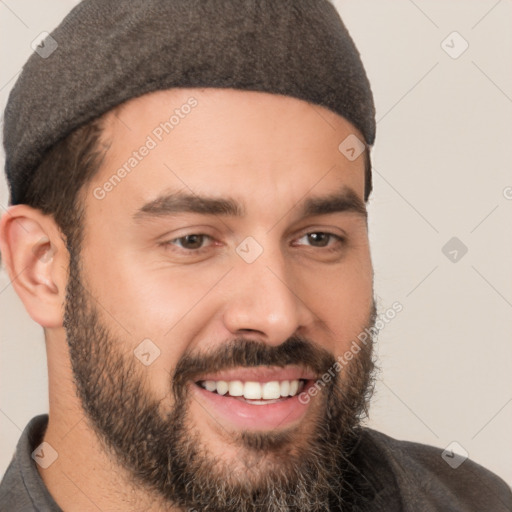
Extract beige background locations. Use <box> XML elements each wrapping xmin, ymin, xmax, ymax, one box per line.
<box><xmin>1</xmin><ymin>0</ymin><xmax>511</xmax><ymax>486</ymax></box>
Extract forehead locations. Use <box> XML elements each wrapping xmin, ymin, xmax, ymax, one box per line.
<box><xmin>88</xmin><ymin>88</ymin><xmax>366</xmax><ymax>219</ymax></box>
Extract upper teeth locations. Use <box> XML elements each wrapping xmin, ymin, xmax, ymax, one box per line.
<box><xmin>199</xmin><ymin>379</ymin><xmax>303</xmax><ymax>400</ymax></box>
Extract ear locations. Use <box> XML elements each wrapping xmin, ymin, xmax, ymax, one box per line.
<box><xmin>0</xmin><ymin>205</ymin><xmax>69</xmax><ymax>328</ymax></box>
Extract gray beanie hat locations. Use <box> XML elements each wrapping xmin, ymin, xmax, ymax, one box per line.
<box><xmin>3</xmin><ymin>0</ymin><xmax>375</xmax><ymax>205</ymax></box>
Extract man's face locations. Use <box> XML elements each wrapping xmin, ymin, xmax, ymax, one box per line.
<box><xmin>66</xmin><ymin>88</ymin><xmax>375</xmax><ymax>509</ymax></box>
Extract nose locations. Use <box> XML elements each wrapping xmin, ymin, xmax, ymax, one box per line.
<box><xmin>221</xmin><ymin>249</ymin><xmax>315</xmax><ymax>345</ymax></box>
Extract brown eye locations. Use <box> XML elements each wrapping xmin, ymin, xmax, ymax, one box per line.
<box><xmin>172</xmin><ymin>234</ymin><xmax>209</xmax><ymax>250</ymax></box>
<box><xmin>306</xmin><ymin>232</ymin><xmax>331</xmax><ymax>247</ymax></box>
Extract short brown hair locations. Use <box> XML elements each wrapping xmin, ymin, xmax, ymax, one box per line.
<box><xmin>18</xmin><ymin>117</ymin><xmax>108</xmax><ymax>254</ymax></box>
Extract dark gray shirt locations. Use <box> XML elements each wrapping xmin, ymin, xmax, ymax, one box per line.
<box><xmin>1</xmin><ymin>414</ymin><xmax>511</xmax><ymax>511</ymax></box>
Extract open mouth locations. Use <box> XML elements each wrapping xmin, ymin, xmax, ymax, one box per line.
<box><xmin>191</xmin><ymin>371</ymin><xmax>315</xmax><ymax>430</ymax></box>
<box><xmin>196</xmin><ymin>379</ymin><xmax>308</xmax><ymax>405</ymax></box>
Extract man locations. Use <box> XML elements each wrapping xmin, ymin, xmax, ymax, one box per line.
<box><xmin>0</xmin><ymin>0</ymin><xmax>510</xmax><ymax>510</ymax></box>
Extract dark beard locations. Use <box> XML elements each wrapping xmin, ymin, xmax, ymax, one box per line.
<box><xmin>63</xmin><ymin>250</ymin><xmax>376</xmax><ymax>511</ymax></box>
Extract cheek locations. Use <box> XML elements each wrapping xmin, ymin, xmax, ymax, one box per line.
<box><xmin>294</xmin><ymin>246</ymin><xmax>373</xmax><ymax>339</ymax></box>
<box><xmin>81</xmin><ymin>240</ymin><xmax>228</xmax><ymax>346</ymax></box>
<box><xmin>78</xmin><ymin>248</ymin><xmax>231</xmax><ymax>403</ymax></box>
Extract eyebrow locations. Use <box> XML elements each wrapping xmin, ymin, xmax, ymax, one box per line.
<box><xmin>300</xmin><ymin>188</ymin><xmax>367</xmax><ymax>220</ymax></box>
<box><xmin>133</xmin><ymin>192</ymin><xmax>243</xmax><ymax>220</ymax></box>
<box><xmin>133</xmin><ymin>187</ymin><xmax>366</xmax><ymax>221</ymax></box>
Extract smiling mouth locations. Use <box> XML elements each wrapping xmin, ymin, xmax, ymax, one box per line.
<box><xmin>191</xmin><ymin>366</ymin><xmax>317</xmax><ymax>429</ymax></box>
<box><xmin>196</xmin><ymin>379</ymin><xmax>307</xmax><ymax>405</ymax></box>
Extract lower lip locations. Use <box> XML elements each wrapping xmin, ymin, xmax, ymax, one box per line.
<box><xmin>191</xmin><ymin>381</ymin><xmax>314</xmax><ymax>431</ymax></box>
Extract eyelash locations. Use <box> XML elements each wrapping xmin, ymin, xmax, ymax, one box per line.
<box><xmin>168</xmin><ymin>234</ymin><xmax>215</xmax><ymax>252</ymax></box>
<box><xmin>293</xmin><ymin>232</ymin><xmax>345</xmax><ymax>250</ymax></box>
<box><xmin>166</xmin><ymin>232</ymin><xmax>346</xmax><ymax>253</ymax></box>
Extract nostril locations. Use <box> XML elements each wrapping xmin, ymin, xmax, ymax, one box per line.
<box><xmin>237</xmin><ymin>328</ymin><xmax>263</xmax><ymax>335</ymax></box>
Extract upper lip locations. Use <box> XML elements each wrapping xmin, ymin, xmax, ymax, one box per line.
<box><xmin>195</xmin><ymin>365</ymin><xmax>317</xmax><ymax>383</ymax></box>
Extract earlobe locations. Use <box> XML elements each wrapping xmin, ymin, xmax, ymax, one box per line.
<box><xmin>0</xmin><ymin>205</ymin><xmax>68</xmax><ymax>328</ymax></box>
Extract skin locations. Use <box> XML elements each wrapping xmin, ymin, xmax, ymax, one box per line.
<box><xmin>0</xmin><ymin>88</ymin><xmax>374</xmax><ymax>511</ymax></box>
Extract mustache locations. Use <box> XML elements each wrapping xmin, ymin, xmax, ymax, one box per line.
<box><xmin>172</xmin><ymin>336</ymin><xmax>336</xmax><ymax>398</ymax></box>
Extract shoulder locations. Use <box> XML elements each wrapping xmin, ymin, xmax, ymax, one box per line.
<box><xmin>0</xmin><ymin>415</ymin><xmax>61</xmax><ymax>512</ymax></box>
<box><xmin>0</xmin><ymin>441</ymin><xmax>35</xmax><ymax>511</ymax></box>
<box><xmin>358</xmin><ymin>428</ymin><xmax>512</xmax><ymax>512</ymax></box>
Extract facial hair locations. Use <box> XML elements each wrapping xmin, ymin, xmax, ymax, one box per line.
<box><xmin>63</xmin><ymin>250</ymin><xmax>376</xmax><ymax>512</ymax></box>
